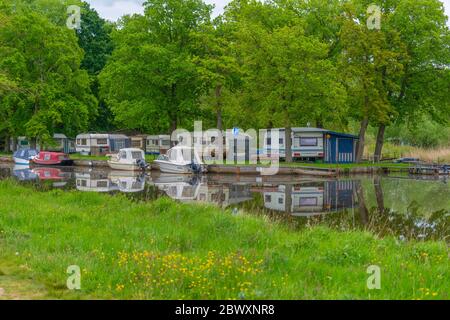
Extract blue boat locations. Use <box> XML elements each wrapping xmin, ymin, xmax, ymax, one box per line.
<box><xmin>13</xmin><ymin>149</ymin><xmax>38</xmax><ymax>165</ymax></box>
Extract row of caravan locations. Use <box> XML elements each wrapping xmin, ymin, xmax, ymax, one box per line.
<box><xmin>10</xmin><ymin>127</ymin><xmax>360</xmax><ymax>164</ymax></box>
<box><xmin>75</xmin><ymin>134</ymin><xmax>171</xmax><ymax>156</ymax></box>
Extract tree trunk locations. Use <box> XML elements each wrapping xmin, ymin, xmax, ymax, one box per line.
<box><xmin>215</xmin><ymin>84</ymin><xmax>223</xmax><ymax>132</ymax></box>
<box><xmin>374</xmin><ymin>124</ymin><xmax>386</xmax><ymax>163</ymax></box>
<box><xmin>30</xmin><ymin>138</ymin><xmax>37</xmax><ymax>150</ymax></box>
<box><xmin>316</xmin><ymin>118</ymin><xmax>324</xmax><ymax>129</ymax></box>
<box><xmin>356</xmin><ymin>117</ymin><xmax>369</xmax><ymax>163</ymax></box>
<box><xmin>169</xmin><ymin>118</ymin><xmax>177</xmax><ymax>147</ymax></box>
<box><xmin>12</xmin><ymin>137</ymin><xmax>17</xmax><ymax>152</ymax></box>
<box><xmin>4</xmin><ymin>136</ymin><xmax>10</xmax><ymax>153</ymax></box>
<box><xmin>285</xmin><ymin>125</ymin><xmax>292</xmax><ymax>163</ymax></box>
<box><xmin>284</xmin><ymin>110</ymin><xmax>292</xmax><ymax>163</ymax></box>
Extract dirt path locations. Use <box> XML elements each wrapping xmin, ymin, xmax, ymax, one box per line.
<box><xmin>0</xmin><ymin>262</ymin><xmax>48</xmax><ymax>300</ymax></box>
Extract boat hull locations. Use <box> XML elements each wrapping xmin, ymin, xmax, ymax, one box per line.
<box><xmin>32</xmin><ymin>159</ymin><xmax>74</xmax><ymax>166</ymax></box>
<box><xmin>153</xmin><ymin>160</ymin><xmax>194</xmax><ymax>174</ymax></box>
<box><xmin>107</xmin><ymin>161</ymin><xmax>144</xmax><ymax>171</ymax></box>
<box><xmin>13</xmin><ymin>157</ymin><xmax>30</xmax><ymax>165</ymax></box>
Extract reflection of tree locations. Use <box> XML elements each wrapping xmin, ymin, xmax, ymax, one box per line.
<box><xmin>355</xmin><ymin>180</ymin><xmax>369</xmax><ymax>225</ymax></box>
<box><xmin>373</xmin><ymin>176</ymin><xmax>385</xmax><ymax>214</ymax></box>
<box><xmin>285</xmin><ymin>184</ymin><xmax>292</xmax><ymax>216</ymax></box>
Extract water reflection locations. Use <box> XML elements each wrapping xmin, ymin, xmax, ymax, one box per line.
<box><xmin>76</xmin><ymin>171</ymin><xmax>146</xmax><ymax>193</ymax></box>
<box><xmin>0</xmin><ymin>164</ymin><xmax>448</xmax><ymax>242</ymax></box>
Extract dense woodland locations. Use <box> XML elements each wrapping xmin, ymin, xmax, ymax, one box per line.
<box><xmin>0</xmin><ymin>0</ymin><xmax>449</xmax><ymax>162</ymax></box>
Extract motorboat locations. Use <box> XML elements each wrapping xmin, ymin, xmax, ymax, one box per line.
<box><xmin>152</xmin><ymin>146</ymin><xmax>207</xmax><ymax>174</ymax></box>
<box><xmin>107</xmin><ymin>148</ymin><xmax>148</xmax><ymax>171</ymax></box>
<box><xmin>13</xmin><ymin>149</ymin><xmax>38</xmax><ymax>165</ymax></box>
<box><xmin>32</xmin><ymin>151</ymin><xmax>74</xmax><ymax>166</ymax></box>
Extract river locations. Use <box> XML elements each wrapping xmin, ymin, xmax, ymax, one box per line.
<box><xmin>0</xmin><ymin>164</ymin><xmax>448</xmax><ymax>242</ymax></box>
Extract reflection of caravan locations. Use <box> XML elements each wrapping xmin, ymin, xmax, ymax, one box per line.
<box><xmin>76</xmin><ymin>172</ymin><xmax>118</xmax><ymax>192</ymax></box>
<box><xmin>263</xmin><ymin>181</ymin><xmax>356</xmax><ymax>216</ymax></box>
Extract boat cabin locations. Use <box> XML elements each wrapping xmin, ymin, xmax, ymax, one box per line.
<box><xmin>166</xmin><ymin>146</ymin><xmax>203</xmax><ymax>165</ymax></box>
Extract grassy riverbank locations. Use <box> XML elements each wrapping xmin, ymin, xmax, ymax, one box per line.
<box><xmin>0</xmin><ymin>180</ymin><xmax>447</xmax><ymax>300</ymax></box>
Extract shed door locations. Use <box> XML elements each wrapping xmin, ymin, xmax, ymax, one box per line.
<box><xmin>326</xmin><ymin>137</ymin><xmax>337</xmax><ymax>163</ymax></box>
<box><xmin>337</xmin><ymin>138</ymin><xmax>353</xmax><ymax>163</ymax></box>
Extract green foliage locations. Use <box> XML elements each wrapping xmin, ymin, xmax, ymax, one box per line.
<box><xmin>99</xmin><ymin>0</ymin><xmax>213</xmax><ymax>133</ymax></box>
<box><xmin>0</xmin><ymin>2</ymin><xmax>97</xmax><ymax>144</ymax></box>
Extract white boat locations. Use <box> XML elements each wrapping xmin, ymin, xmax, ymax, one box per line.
<box><xmin>152</xmin><ymin>146</ymin><xmax>207</xmax><ymax>174</ymax></box>
<box><xmin>107</xmin><ymin>148</ymin><xmax>148</xmax><ymax>171</ymax></box>
<box><xmin>13</xmin><ymin>149</ymin><xmax>38</xmax><ymax>165</ymax></box>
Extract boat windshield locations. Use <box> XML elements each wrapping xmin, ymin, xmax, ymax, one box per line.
<box><xmin>180</xmin><ymin>149</ymin><xmax>192</xmax><ymax>162</ymax></box>
<box><xmin>131</xmin><ymin>151</ymin><xmax>143</xmax><ymax>160</ymax></box>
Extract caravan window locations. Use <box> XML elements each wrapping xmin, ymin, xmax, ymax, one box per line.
<box><xmin>161</xmin><ymin>140</ymin><xmax>170</xmax><ymax>146</ymax></box>
<box><xmin>96</xmin><ymin>138</ymin><xmax>108</xmax><ymax>145</ymax></box>
<box><xmin>279</xmin><ymin>138</ymin><xmax>284</xmax><ymax>144</ymax></box>
<box><xmin>77</xmin><ymin>138</ymin><xmax>87</xmax><ymax>146</ymax></box>
<box><xmin>300</xmin><ymin>137</ymin><xmax>318</xmax><ymax>147</ymax></box>
<box><xmin>266</xmin><ymin>138</ymin><xmax>272</xmax><ymax>145</ymax></box>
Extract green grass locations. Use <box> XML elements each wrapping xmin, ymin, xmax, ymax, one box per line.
<box><xmin>0</xmin><ymin>179</ymin><xmax>448</xmax><ymax>300</ymax></box>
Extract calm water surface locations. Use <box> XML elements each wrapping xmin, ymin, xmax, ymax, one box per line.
<box><xmin>1</xmin><ymin>164</ymin><xmax>448</xmax><ymax>242</ymax></box>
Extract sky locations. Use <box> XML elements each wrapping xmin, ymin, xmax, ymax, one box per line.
<box><xmin>86</xmin><ymin>0</ymin><xmax>450</xmax><ymax>24</ymax></box>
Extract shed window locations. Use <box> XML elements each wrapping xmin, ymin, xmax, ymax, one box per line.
<box><xmin>132</xmin><ymin>140</ymin><xmax>141</xmax><ymax>147</ymax></box>
<box><xmin>265</xmin><ymin>195</ymin><xmax>272</xmax><ymax>202</ymax></box>
<box><xmin>300</xmin><ymin>137</ymin><xmax>318</xmax><ymax>147</ymax></box>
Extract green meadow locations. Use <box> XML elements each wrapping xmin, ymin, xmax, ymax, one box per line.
<box><xmin>0</xmin><ymin>180</ymin><xmax>448</xmax><ymax>300</ymax></box>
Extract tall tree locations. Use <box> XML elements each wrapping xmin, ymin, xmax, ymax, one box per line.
<box><xmin>339</xmin><ymin>0</ymin><xmax>405</xmax><ymax>162</ymax></box>
<box><xmin>76</xmin><ymin>2</ymin><xmax>114</xmax><ymax>131</ymax></box>
<box><xmin>230</xmin><ymin>1</ymin><xmax>346</xmax><ymax>162</ymax></box>
<box><xmin>372</xmin><ymin>0</ymin><xmax>450</xmax><ymax>161</ymax></box>
<box><xmin>191</xmin><ymin>16</ymin><xmax>242</xmax><ymax>132</ymax></box>
<box><xmin>0</xmin><ymin>9</ymin><xmax>96</xmax><ymax>145</ymax></box>
<box><xmin>100</xmin><ymin>0</ymin><xmax>212</xmax><ymax>135</ymax></box>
